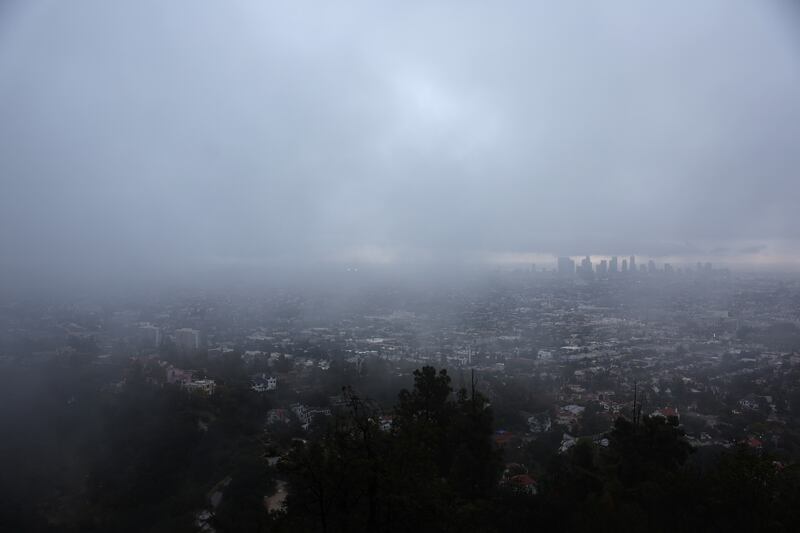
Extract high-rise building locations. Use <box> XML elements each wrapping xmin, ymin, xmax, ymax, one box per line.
<box><xmin>175</xmin><ymin>328</ymin><xmax>201</xmax><ymax>353</ymax></box>
<box><xmin>609</xmin><ymin>256</ymin><xmax>618</xmax><ymax>274</ymax></box>
<box><xmin>137</xmin><ymin>324</ymin><xmax>160</xmax><ymax>348</ymax></box>
<box><xmin>629</xmin><ymin>255</ymin><xmax>636</xmax><ymax>273</ymax></box>
<box><xmin>578</xmin><ymin>256</ymin><xmax>594</xmax><ymax>280</ymax></box>
<box><xmin>597</xmin><ymin>259</ymin><xmax>608</xmax><ymax>277</ymax></box>
<box><xmin>581</xmin><ymin>256</ymin><xmax>593</xmax><ymax>273</ymax></box>
<box><xmin>557</xmin><ymin>257</ymin><xmax>575</xmax><ymax>276</ymax></box>
<box><xmin>621</xmin><ymin>259</ymin><xmax>628</xmax><ymax>273</ymax></box>
<box><xmin>664</xmin><ymin>263</ymin><xmax>674</xmax><ymax>274</ymax></box>
<box><xmin>648</xmin><ymin>259</ymin><xmax>656</xmax><ymax>273</ymax></box>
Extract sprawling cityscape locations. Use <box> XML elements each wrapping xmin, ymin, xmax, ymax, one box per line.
<box><xmin>3</xmin><ymin>261</ymin><xmax>800</xmax><ymax>530</ymax></box>
<box><xmin>4</xmin><ymin>0</ymin><xmax>800</xmax><ymax>531</ymax></box>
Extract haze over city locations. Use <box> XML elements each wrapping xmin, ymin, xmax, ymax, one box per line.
<box><xmin>2</xmin><ymin>2</ymin><xmax>800</xmax><ymax>532</ymax></box>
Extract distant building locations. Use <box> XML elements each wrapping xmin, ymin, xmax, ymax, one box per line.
<box><xmin>559</xmin><ymin>433</ymin><xmax>577</xmax><ymax>453</ymax></box>
<box><xmin>648</xmin><ymin>260</ymin><xmax>656</xmax><ymax>273</ymax></box>
<box><xmin>493</xmin><ymin>430</ymin><xmax>516</xmax><ymax>447</ymax></box>
<box><xmin>579</xmin><ymin>256</ymin><xmax>594</xmax><ymax>279</ymax></box>
<box><xmin>557</xmin><ymin>257</ymin><xmax>575</xmax><ymax>276</ymax></box>
<box><xmin>241</xmin><ymin>350</ymin><xmax>267</xmax><ymax>365</ymax></box>
<box><xmin>175</xmin><ymin>328</ymin><xmax>200</xmax><ymax>353</ymax></box>
<box><xmin>629</xmin><ymin>255</ymin><xmax>636</xmax><ymax>273</ymax></box>
<box><xmin>609</xmin><ymin>256</ymin><xmax>618</xmax><ymax>274</ymax></box>
<box><xmin>502</xmin><ymin>464</ymin><xmax>537</xmax><ymax>495</ymax></box>
<box><xmin>508</xmin><ymin>474</ymin><xmax>538</xmax><ymax>495</ymax></box>
<box><xmin>137</xmin><ymin>324</ymin><xmax>160</xmax><ymax>348</ymax></box>
<box><xmin>251</xmin><ymin>373</ymin><xmax>277</xmax><ymax>392</ymax></box>
<box><xmin>184</xmin><ymin>379</ymin><xmax>216</xmax><ymax>395</ymax></box>
<box><xmin>527</xmin><ymin>413</ymin><xmax>552</xmax><ymax>433</ymax></box>
<box><xmin>652</xmin><ymin>406</ymin><xmax>680</xmax><ymax>422</ymax></box>
<box><xmin>745</xmin><ymin>436</ymin><xmax>763</xmax><ymax>450</ymax></box>
<box><xmin>266</xmin><ymin>408</ymin><xmax>290</xmax><ymax>425</ymax></box>
<box><xmin>167</xmin><ymin>366</ymin><xmax>194</xmax><ymax>385</ymax></box>
<box><xmin>290</xmin><ymin>403</ymin><xmax>330</xmax><ymax>429</ymax></box>
<box><xmin>208</xmin><ymin>346</ymin><xmax>234</xmax><ymax>359</ymax></box>
<box><xmin>597</xmin><ymin>259</ymin><xmax>608</xmax><ymax>277</ymax></box>
<box><xmin>379</xmin><ymin>415</ymin><xmax>393</xmax><ymax>432</ymax></box>
<box><xmin>621</xmin><ymin>259</ymin><xmax>628</xmax><ymax>273</ymax></box>
<box><xmin>291</xmin><ymin>403</ymin><xmax>310</xmax><ymax>426</ymax></box>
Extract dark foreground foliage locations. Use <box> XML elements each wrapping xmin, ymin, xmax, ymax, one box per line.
<box><xmin>1</xmin><ymin>363</ymin><xmax>799</xmax><ymax>532</ymax></box>
<box><xmin>273</xmin><ymin>368</ymin><xmax>800</xmax><ymax>533</ymax></box>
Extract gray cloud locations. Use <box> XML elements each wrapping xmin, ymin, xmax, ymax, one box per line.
<box><xmin>1</xmin><ymin>0</ymin><xmax>799</xmax><ymax>283</ymax></box>
<box><xmin>739</xmin><ymin>244</ymin><xmax>768</xmax><ymax>255</ymax></box>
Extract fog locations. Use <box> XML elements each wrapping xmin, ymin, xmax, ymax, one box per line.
<box><xmin>5</xmin><ymin>5</ymin><xmax>800</xmax><ymax>529</ymax></box>
<box><xmin>2</xmin><ymin>0</ymin><xmax>800</xmax><ymax>288</ymax></box>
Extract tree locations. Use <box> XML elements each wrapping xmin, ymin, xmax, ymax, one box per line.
<box><xmin>394</xmin><ymin>367</ymin><xmax>456</xmax><ymax>477</ymax></box>
<box><xmin>278</xmin><ymin>367</ymin><xmax>502</xmax><ymax>532</ymax></box>
<box><xmin>449</xmin><ymin>380</ymin><xmax>502</xmax><ymax>500</ymax></box>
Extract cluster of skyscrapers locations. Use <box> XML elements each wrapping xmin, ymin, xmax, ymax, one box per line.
<box><xmin>557</xmin><ymin>256</ymin><xmax>712</xmax><ymax>278</ymax></box>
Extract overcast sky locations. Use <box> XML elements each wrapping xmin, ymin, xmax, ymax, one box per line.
<box><xmin>1</xmin><ymin>0</ymin><xmax>799</xmax><ymax>283</ymax></box>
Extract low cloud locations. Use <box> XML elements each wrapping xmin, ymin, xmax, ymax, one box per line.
<box><xmin>1</xmin><ymin>0</ymin><xmax>799</xmax><ymax>284</ymax></box>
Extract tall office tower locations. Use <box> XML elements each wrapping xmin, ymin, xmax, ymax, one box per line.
<box><xmin>579</xmin><ymin>256</ymin><xmax>594</xmax><ymax>279</ymax></box>
<box><xmin>621</xmin><ymin>258</ymin><xmax>628</xmax><ymax>273</ymax></box>
<box><xmin>557</xmin><ymin>257</ymin><xmax>575</xmax><ymax>276</ymax></box>
<box><xmin>664</xmin><ymin>263</ymin><xmax>674</xmax><ymax>274</ymax></box>
<box><xmin>597</xmin><ymin>259</ymin><xmax>608</xmax><ymax>276</ymax></box>
<box><xmin>138</xmin><ymin>324</ymin><xmax>161</xmax><ymax>348</ymax></box>
<box><xmin>609</xmin><ymin>256</ymin><xmax>618</xmax><ymax>274</ymax></box>
<box><xmin>175</xmin><ymin>328</ymin><xmax>201</xmax><ymax>353</ymax></box>
<box><xmin>629</xmin><ymin>255</ymin><xmax>636</xmax><ymax>273</ymax></box>
<box><xmin>648</xmin><ymin>259</ymin><xmax>656</xmax><ymax>273</ymax></box>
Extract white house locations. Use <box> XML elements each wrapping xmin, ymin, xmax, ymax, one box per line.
<box><xmin>184</xmin><ymin>379</ymin><xmax>216</xmax><ymax>395</ymax></box>
<box><xmin>251</xmin><ymin>373</ymin><xmax>277</xmax><ymax>392</ymax></box>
